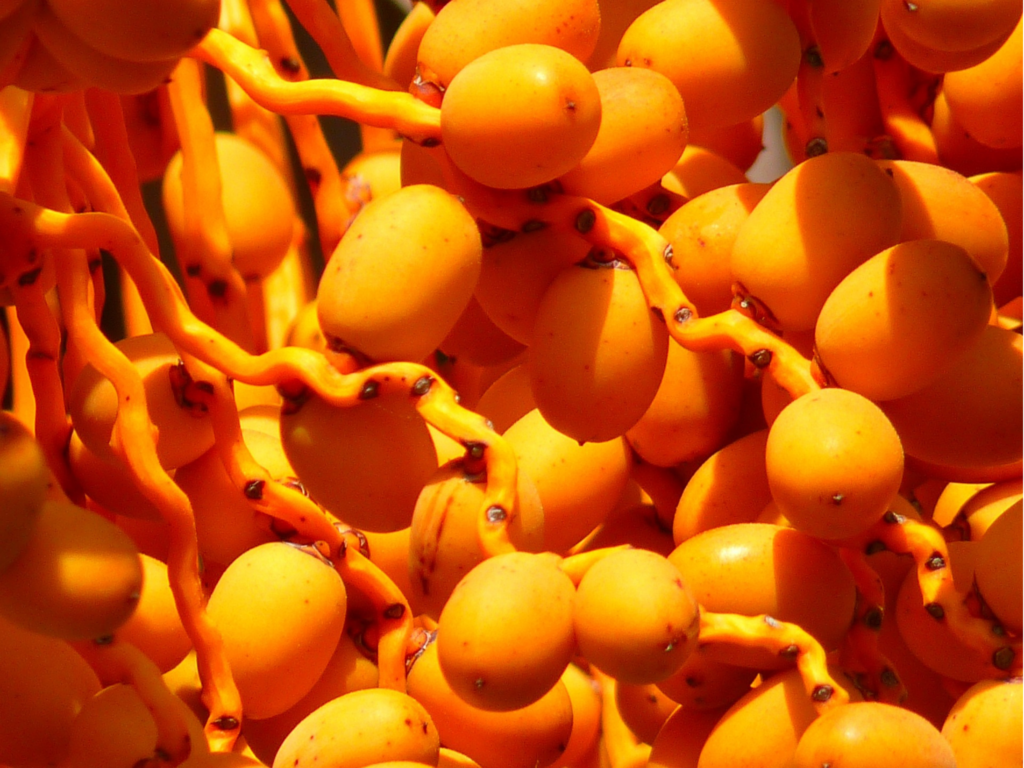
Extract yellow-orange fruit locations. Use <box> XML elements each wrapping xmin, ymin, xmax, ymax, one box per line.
<box><xmin>731</xmin><ymin>151</ymin><xmax>903</xmax><ymax>331</ymax></box>
<box><xmin>879</xmin><ymin>159</ymin><xmax>1009</xmax><ymax>283</ymax></box>
<box><xmin>13</xmin><ymin>32</ymin><xmax>87</xmax><ymax>93</ymax></box>
<box><xmin>407</xmin><ymin>641</ymin><xmax>574</xmax><ymax>768</ymax></box>
<box><xmin>815</xmin><ymin>239</ymin><xmax>993</xmax><ymax>402</ymax></box>
<box><xmin>175</xmin><ymin>429</ymin><xmax>286</xmax><ymax>567</ymax></box>
<box><xmin>342</xmin><ymin>149</ymin><xmax>403</xmax><ymax>202</ymax></box>
<box><xmin>0</xmin><ymin>0</ymin><xmax>37</xmax><ymax>71</ymax></box>
<box><xmin>668</xmin><ymin>524</ymin><xmax>856</xmax><ymax>668</ymax></box>
<box><xmin>881</xmin><ymin>12</ymin><xmax>1013</xmax><ymax>72</ymax></box>
<box><xmin>881</xmin><ymin>325</ymin><xmax>1022</xmax><ymax>471</ymax></box>
<box><xmin>879</xmin><ymin>0</ymin><xmax>1020</xmax><ymax>54</ymax></box>
<box><xmin>317</xmin><ymin>184</ymin><xmax>481</xmax><ymax>363</ymax></box>
<box><xmin>255</xmin><ymin>665</ymin><xmax>370</xmax><ymax>761</ymax></box>
<box><xmin>68</xmin><ymin>333</ymin><xmax>215</xmax><ymax>470</ymax></box>
<box><xmin>558</xmin><ymin>66</ymin><xmax>688</xmax><ymax>204</ymax></box>
<box><xmin>581</xmin><ymin>501</ymin><xmax>676</xmax><ymax>557</ymax></box>
<box><xmin>626</xmin><ymin>343</ymin><xmax>744</xmax><ymax>467</ymax></box>
<box><xmin>116</xmin><ymin>553</ymin><xmax>192</xmax><ymax>673</ymax></box>
<box><xmin>661</xmin><ymin>145</ymin><xmax>748</xmax><ymax>200</ymax></box>
<box><xmin>697</xmin><ymin>666</ymin><xmax>860</xmax><ymax>768</ymax></box>
<box><xmin>960</xmin><ymin>481</ymin><xmax>1023</xmax><ymax>539</ymax></box>
<box><xmin>648</xmin><ymin>704</ymin><xmax>725</xmax><ymax>768</ymax></box>
<box><xmin>243</xmin><ymin>631</ymin><xmax>380</xmax><ymax>764</ymax></box>
<box><xmin>586</xmin><ymin>0</ymin><xmax>661</xmax><ymax>70</ymax></box>
<box><xmin>615</xmin><ymin>682</ymin><xmax>677</xmax><ymax>744</ymax></box>
<box><xmin>0</xmin><ymin>500</ymin><xmax>142</xmax><ymax>640</ymax></box>
<box><xmin>440</xmin><ymin>44</ymin><xmax>602</xmax><ymax>189</ymax></box>
<box><xmin>616</xmin><ymin>0</ymin><xmax>800</xmax><ymax>131</ymax></box>
<box><xmin>438</xmin><ymin>552</ymin><xmax>576</xmax><ymax>711</ymax></box>
<box><xmin>280</xmin><ymin>391</ymin><xmax>437</xmax><ymax>533</ymax></box>
<box><xmin>942</xmin><ymin>678</ymin><xmax>1023</xmax><ymax>768</ymax></box>
<box><xmin>67</xmin><ymin>432</ymin><xmax>164</xmax><ymax>521</ymax></box>
<box><xmin>943</xmin><ymin>18</ymin><xmax>1022</xmax><ymax>148</ymax></box>
<box><xmin>654</xmin><ymin>645</ymin><xmax>758</xmax><ymax>710</ymax></box>
<box><xmin>687</xmin><ymin>115</ymin><xmax>765</xmax><ymax>172</ymax></box>
<box><xmin>973</xmin><ymin>500</ymin><xmax>1022</xmax><ymax>634</ymax></box>
<box><xmin>473</xmin><ymin>227</ymin><xmax>590</xmax><ymax>345</ymax></box>
<box><xmin>0</xmin><ymin>612</ymin><xmax>102</xmax><ymax>767</ymax></box>
<box><xmin>931</xmin><ymin>481</ymin><xmax>997</xmax><ymax>532</ymax></box>
<box><xmin>765</xmin><ymin>389</ymin><xmax>904</xmax><ymax>541</ymax></box>
<box><xmin>559</xmin><ymin>664</ymin><xmax>602</xmax><ymax>767</ymax></box>
<box><xmin>659</xmin><ymin>182</ymin><xmax>769</xmax><ymax>317</ymax></box>
<box><xmin>0</xmin><ymin>412</ymin><xmax>49</xmax><ymax>573</ymax></box>
<box><xmin>793</xmin><ymin>702</ymin><xmax>955</xmax><ymax>768</ymax></box>
<box><xmin>65</xmin><ymin>683</ymin><xmax>158</xmax><ymax>768</ymax></box>
<box><xmin>931</xmin><ymin>90</ymin><xmax>1022</xmax><ymax>178</ymax></box>
<box><xmin>286</xmin><ymin>300</ymin><xmax>327</xmax><ymax>353</ymax></box>
<box><xmin>416</xmin><ymin>0</ymin><xmax>600</xmax><ymax>87</ymax></box>
<box><xmin>31</xmin><ymin>7</ymin><xmax>179</xmax><ymax>94</ymax></box>
<box><xmin>272</xmin><ymin>688</ymin><xmax>440</xmax><ymax>768</ymax></box>
<box><xmin>972</xmin><ymin>171</ymin><xmax>1023</xmax><ymax>306</ymax></box>
<box><xmin>809</xmin><ymin>0</ymin><xmax>881</xmax><ymax>72</ymax></box>
<box><xmin>408</xmin><ymin>459</ymin><xmax>544</xmax><ymax>619</ymax></box>
<box><xmin>874</xmin><ymin>574</ymin><xmax>958</xmax><ymax>728</ymax></box>
<box><xmin>574</xmin><ymin>549</ymin><xmax>699</xmax><ymax>684</ymax></box>
<box><xmin>206</xmin><ymin>542</ymin><xmax>347</xmax><ymax>719</ymax></box>
<box><xmin>474</xmin><ymin>363</ymin><xmax>536</xmax><ymax>436</ymax></box>
<box><xmin>164</xmin><ymin>132</ymin><xmax>296</xmax><ymax>280</ymax></box>
<box><xmin>47</xmin><ymin>0</ymin><xmax>219</xmax><ymax>62</ymax></box>
<box><xmin>383</xmin><ymin>1</ymin><xmax>434</xmax><ymax>88</ymax></box>
<box><xmin>180</xmin><ymin>754</ymin><xmax>264</xmax><ymax>767</ymax></box>
<box><xmin>504</xmin><ymin>408</ymin><xmax>633</xmax><ymax>553</ymax></box>
<box><xmin>672</xmin><ymin>429</ymin><xmax>771</xmax><ymax>544</ymax></box>
<box><xmin>530</xmin><ymin>262</ymin><xmax>669</xmax><ymax>444</ymax></box>
<box><xmin>438</xmin><ymin>296</ymin><xmax>527</xmax><ymax>368</ymax></box>
<box><xmin>894</xmin><ymin>558</ymin><xmax>995</xmax><ymax>682</ymax></box>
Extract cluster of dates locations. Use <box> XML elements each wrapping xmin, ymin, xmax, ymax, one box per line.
<box><xmin>0</xmin><ymin>0</ymin><xmax>1020</xmax><ymax>767</ymax></box>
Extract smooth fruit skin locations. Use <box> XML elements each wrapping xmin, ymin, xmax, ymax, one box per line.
<box><xmin>440</xmin><ymin>44</ymin><xmax>602</xmax><ymax>189</ymax></box>
<box><xmin>163</xmin><ymin>132</ymin><xmax>296</xmax><ymax>280</ymax></box>
<box><xmin>617</xmin><ymin>0</ymin><xmax>801</xmax><ymax>131</ymax></box>
<box><xmin>765</xmin><ymin>388</ymin><xmax>904</xmax><ymax>541</ymax></box>
<box><xmin>416</xmin><ymin>0</ymin><xmax>601</xmax><ymax>87</ymax></box>
<box><xmin>316</xmin><ymin>184</ymin><xmax>481</xmax><ymax>364</ymax></box>
<box><xmin>67</xmin><ymin>333</ymin><xmax>216</xmax><ymax>470</ymax></box>
<box><xmin>881</xmin><ymin>325</ymin><xmax>1022</xmax><ymax>471</ymax></box>
<box><xmin>696</xmin><ymin>666</ymin><xmax>860</xmax><ymax>768</ymax></box>
<box><xmin>407</xmin><ymin>641</ymin><xmax>574</xmax><ymax>768</ymax></box>
<box><xmin>206</xmin><ymin>542</ymin><xmax>347</xmax><ymax>719</ymax></box>
<box><xmin>673</xmin><ymin>429</ymin><xmax>771</xmax><ymax>544</ymax></box>
<box><xmin>668</xmin><ymin>523</ymin><xmax>856</xmax><ymax>669</ymax></box>
<box><xmin>814</xmin><ymin>239</ymin><xmax>993</xmax><ymax>402</ymax></box>
<box><xmin>941</xmin><ymin>678</ymin><xmax>1023</xmax><ymax>768</ymax></box>
<box><xmin>280</xmin><ymin>391</ymin><xmax>438</xmax><ymax>533</ymax></box>
<box><xmin>879</xmin><ymin>160</ymin><xmax>1010</xmax><ymax>283</ymax></box>
<box><xmin>0</xmin><ymin>612</ymin><xmax>102</xmax><ymax>767</ymax></box>
<box><xmin>503</xmin><ymin>408</ymin><xmax>633</xmax><ymax>554</ymax></box>
<box><xmin>272</xmin><ymin>689</ymin><xmax>440</xmax><ymax>768</ymax></box>
<box><xmin>573</xmin><ymin>548</ymin><xmax>700</xmax><ymax>685</ymax></box>
<box><xmin>943</xmin><ymin>18</ymin><xmax>1023</xmax><ymax>149</ymax></box>
<box><xmin>437</xmin><ymin>552</ymin><xmax>577</xmax><ymax>711</ymax></box>
<box><xmin>0</xmin><ymin>500</ymin><xmax>143</xmax><ymax>640</ymax></box>
<box><xmin>730</xmin><ymin>151</ymin><xmax>903</xmax><ymax>332</ymax></box>
<box><xmin>558</xmin><ymin>66</ymin><xmax>689</xmax><ymax>205</ymax></box>
<box><xmin>530</xmin><ymin>263</ymin><xmax>669</xmax><ymax>444</ymax></box>
<box><xmin>47</xmin><ymin>0</ymin><xmax>220</xmax><ymax>62</ymax></box>
<box><xmin>792</xmin><ymin>702</ymin><xmax>956</xmax><ymax>768</ymax></box>
<box><xmin>972</xmin><ymin>500</ymin><xmax>1023</xmax><ymax>634</ymax></box>
<box><xmin>0</xmin><ymin>412</ymin><xmax>49</xmax><ymax>573</ymax></box>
